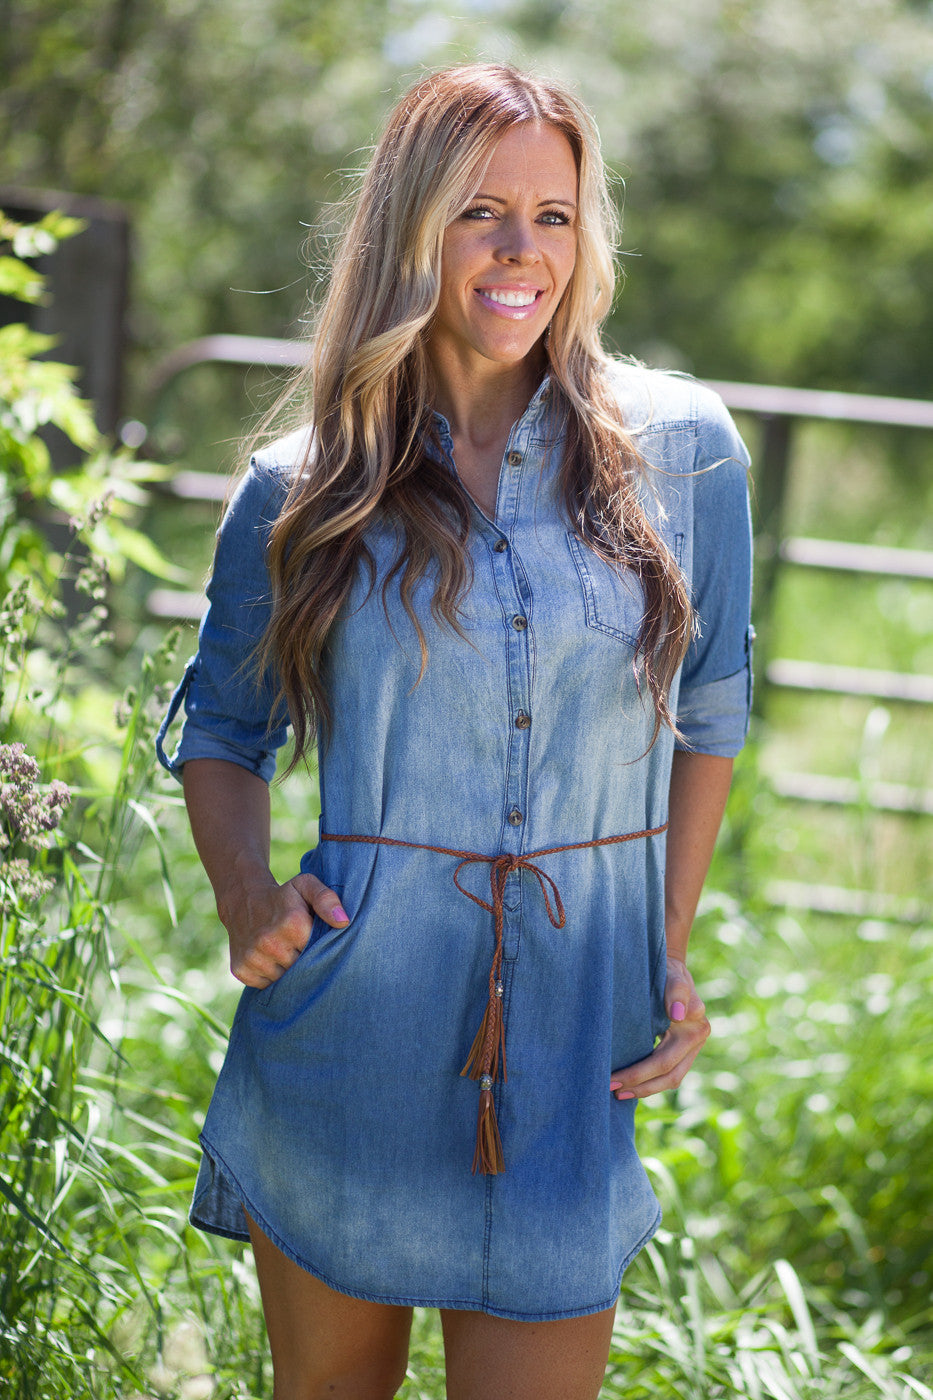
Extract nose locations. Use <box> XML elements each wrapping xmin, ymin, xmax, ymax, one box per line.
<box><xmin>495</xmin><ymin>216</ymin><xmax>540</xmax><ymax>266</ymax></box>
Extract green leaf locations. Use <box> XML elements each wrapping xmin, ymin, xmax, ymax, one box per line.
<box><xmin>898</xmin><ymin>1377</ymin><xmax>933</xmax><ymax>1400</ymax></box>
<box><xmin>0</xmin><ymin>356</ymin><xmax>98</xmax><ymax>458</ymax></box>
<box><xmin>49</xmin><ymin>391</ymin><xmax>99</xmax><ymax>453</ymax></box>
<box><xmin>0</xmin><ymin>426</ymin><xmax>51</xmax><ymax>489</ymax></box>
<box><xmin>774</xmin><ymin>1259</ymin><xmax>819</xmax><ymax>1368</ymax></box>
<box><xmin>0</xmin><ymin>322</ymin><xmax>57</xmax><ymax>360</ymax></box>
<box><xmin>89</xmin><ymin>516</ymin><xmax>188</xmax><ymax>583</ymax></box>
<box><xmin>35</xmin><ymin>211</ymin><xmax>86</xmax><ymax>243</ymax></box>
<box><xmin>0</xmin><ymin>256</ymin><xmax>47</xmax><ymax>304</ymax></box>
<box><xmin>127</xmin><ymin>797</ymin><xmax>178</xmax><ymax>926</ymax></box>
<box><xmin>0</xmin><ymin>1170</ymin><xmax>70</xmax><ymax>1254</ymax></box>
<box><xmin>838</xmin><ymin>1342</ymin><xmax>899</xmax><ymax>1396</ymax></box>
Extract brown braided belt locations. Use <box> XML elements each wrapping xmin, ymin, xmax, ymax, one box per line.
<box><xmin>322</xmin><ymin>823</ymin><xmax>669</xmax><ymax>1174</ymax></box>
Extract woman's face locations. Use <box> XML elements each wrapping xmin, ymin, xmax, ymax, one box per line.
<box><xmin>428</xmin><ymin>121</ymin><xmax>578</xmax><ymax>379</ymax></box>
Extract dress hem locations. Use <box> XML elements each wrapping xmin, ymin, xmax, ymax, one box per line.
<box><xmin>189</xmin><ymin>1135</ymin><xmax>661</xmax><ymax>1322</ymax></box>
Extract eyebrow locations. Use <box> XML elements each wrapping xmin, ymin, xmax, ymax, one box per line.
<box><xmin>471</xmin><ymin>193</ymin><xmax>578</xmax><ymax>209</ymax></box>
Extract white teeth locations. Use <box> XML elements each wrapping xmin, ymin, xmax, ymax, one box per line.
<box><xmin>485</xmin><ymin>289</ymin><xmax>538</xmax><ymax>307</ymax></box>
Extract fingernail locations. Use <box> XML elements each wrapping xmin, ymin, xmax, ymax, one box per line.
<box><xmin>616</xmin><ymin>1090</ymin><xmax>636</xmax><ymax>1101</ymax></box>
<box><xmin>609</xmin><ymin>1081</ymin><xmax>623</xmax><ymax>1091</ymax></box>
<box><xmin>671</xmin><ymin>1001</ymin><xmax>686</xmax><ymax>1022</ymax></box>
<box><xmin>331</xmin><ymin>904</ymin><xmax>349</xmax><ymax>924</ymax></box>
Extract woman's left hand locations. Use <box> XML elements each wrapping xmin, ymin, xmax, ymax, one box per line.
<box><xmin>609</xmin><ymin>956</ymin><xmax>710</xmax><ymax>1101</ymax></box>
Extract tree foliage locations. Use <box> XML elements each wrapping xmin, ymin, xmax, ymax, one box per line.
<box><xmin>3</xmin><ymin>0</ymin><xmax>933</xmax><ymax>402</ymax></box>
<box><xmin>0</xmin><ymin>210</ymin><xmax>180</xmax><ymax>591</ymax></box>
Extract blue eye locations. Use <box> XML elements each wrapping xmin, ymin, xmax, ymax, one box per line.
<box><xmin>463</xmin><ymin>204</ymin><xmax>496</xmax><ymax>221</ymax></box>
<box><xmin>540</xmin><ymin>210</ymin><xmax>571</xmax><ymax>226</ymax></box>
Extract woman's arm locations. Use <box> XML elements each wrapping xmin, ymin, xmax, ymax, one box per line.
<box><xmin>183</xmin><ymin>758</ymin><xmax>349</xmax><ymax>989</ymax></box>
<box><xmin>609</xmin><ymin>749</ymin><xmax>733</xmax><ymax>1100</ymax></box>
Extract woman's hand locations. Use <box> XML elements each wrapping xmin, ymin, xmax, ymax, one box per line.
<box><xmin>609</xmin><ymin>956</ymin><xmax>710</xmax><ymax>1101</ymax></box>
<box><xmin>608</xmin><ymin>751</ymin><xmax>730</xmax><ymax>1102</ymax></box>
<box><xmin>181</xmin><ymin>760</ymin><xmax>350</xmax><ymax>991</ymax></box>
<box><xmin>221</xmin><ymin>872</ymin><xmax>349</xmax><ymax>989</ymax></box>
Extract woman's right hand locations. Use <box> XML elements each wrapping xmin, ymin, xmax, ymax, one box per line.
<box><xmin>220</xmin><ymin>871</ymin><xmax>350</xmax><ymax>989</ymax></box>
<box><xmin>181</xmin><ymin>760</ymin><xmax>351</xmax><ymax>990</ymax></box>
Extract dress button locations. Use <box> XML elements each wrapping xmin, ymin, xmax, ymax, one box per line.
<box><xmin>515</xmin><ymin>711</ymin><xmax>531</xmax><ymax>729</ymax></box>
<box><xmin>493</xmin><ymin>538</ymin><xmax>508</xmax><ymax>553</ymax></box>
<box><xmin>512</xmin><ymin>614</ymin><xmax>527</xmax><ymax>630</ymax></box>
<box><xmin>507</xmin><ymin>451</ymin><xmax>522</xmax><ymax>466</ymax></box>
<box><xmin>508</xmin><ymin>808</ymin><xmax>523</xmax><ymax>826</ymax></box>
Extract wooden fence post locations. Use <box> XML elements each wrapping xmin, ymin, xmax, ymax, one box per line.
<box><xmin>0</xmin><ymin>186</ymin><xmax>130</xmax><ymax>453</ymax></box>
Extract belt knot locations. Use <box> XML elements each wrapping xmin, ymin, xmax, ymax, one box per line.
<box><xmin>322</xmin><ymin>821</ymin><xmax>668</xmax><ymax>1174</ymax></box>
<box><xmin>451</xmin><ymin>851</ymin><xmax>566</xmax><ymax>933</ymax></box>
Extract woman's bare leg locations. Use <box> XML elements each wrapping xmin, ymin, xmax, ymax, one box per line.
<box><xmin>246</xmin><ymin>1213</ymin><xmax>413</xmax><ymax>1400</ymax></box>
<box><xmin>440</xmin><ymin>1301</ymin><xmax>617</xmax><ymax>1400</ymax></box>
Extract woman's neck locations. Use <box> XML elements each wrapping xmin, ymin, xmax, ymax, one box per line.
<box><xmin>429</xmin><ymin>352</ymin><xmax>545</xmax><ymax>451</ymax></box>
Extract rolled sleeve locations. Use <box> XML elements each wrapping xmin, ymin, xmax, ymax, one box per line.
<box><xmin>674</xmin><ymin>648</ymin><xmax>754</xmax><ymax>757</ymax></box>
<box><xmin>675</xmin><ymin>386</ymin><xmax>754</xmax><ymax>755</ymax></box>
<box><xmin>155</xmin><ymin>665</ymin><xmax>284</xmax><ymax>784</ymax></box>
<box><xmin>156</xmin><ymin>454</ymin><xmax>292</xmax><ymax>784</ymax></box>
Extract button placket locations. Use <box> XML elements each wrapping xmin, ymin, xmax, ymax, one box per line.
<box><xmin>489</xmin><ymin>384</ymin><xmax>554</xmax><ymax>961</ymax></box>
<box><xmin>494</xmin><ymin>397</ymin><xmax>540</xmax><ymax>956</ymax></box>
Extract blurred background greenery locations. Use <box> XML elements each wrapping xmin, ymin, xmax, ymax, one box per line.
<box><xmin>5</xmin><ymin>0</ymin><xmax>933</xmax><ymax>409</ymax></box>
<box><xmin>1</xmin><ymin>0</ymin><xmax>932</xmax><ymax>1396</ymax></box>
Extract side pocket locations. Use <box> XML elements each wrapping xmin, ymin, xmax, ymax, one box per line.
<box><xmin>648</xmin><ymin>920</ymin><xmax>670</xmax><ymax>1044</ymax></box>
<box><xmin>254</xmin><ymin>884</ymin><xmax>345</xmax><ymax>1005</ymax></box>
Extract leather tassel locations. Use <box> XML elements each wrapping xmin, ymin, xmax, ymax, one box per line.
<box><xmin>460</xmin><ymin>985</ymin><xmax>506</xmax><ymax>1083</ymax></box>
<box><xmin>321</xmin><ymin>825</ymin><xmax>668</xmax><ymax>1176</ymax></box>
<box><xmin>472</xmin><ymin>1081</ymin><xmax>505</xmax><ymax>1175</ymax></box>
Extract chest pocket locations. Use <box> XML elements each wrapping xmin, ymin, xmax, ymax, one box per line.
<box><xmin>566</xmin><ymin>530</ymin><xmax>685</xmax><ymax>648</ymax></box>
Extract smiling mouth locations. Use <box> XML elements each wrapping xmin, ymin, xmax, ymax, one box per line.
<box><xmin>480</xmin><ymin>288</ymin><xmax>542</xmax><ymax>308</ymax></box>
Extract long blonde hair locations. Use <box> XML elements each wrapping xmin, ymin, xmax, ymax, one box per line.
<box><xmin>257</xmin><ymin>63</ymin><xmax>692</xmax><ymax>769</ymax></box>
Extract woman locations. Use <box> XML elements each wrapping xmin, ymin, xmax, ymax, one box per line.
<box><xmin>158</xmin><ymin>63</ymin><xmax>753</xmax><ymax>1400</ymax></box>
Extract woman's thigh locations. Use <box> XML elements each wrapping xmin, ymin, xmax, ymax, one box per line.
<box><xmin>246</xmin><ymin>1213</ymin><xmax>413</xmax><ymax>1400</ymax></box>
<box><xmin>439</xmin><ymin>1301</ymin><xmax>617</xmax><ymax>1400</ymax></box>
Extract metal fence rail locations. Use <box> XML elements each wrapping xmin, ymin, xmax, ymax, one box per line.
<box><xmin>779</xmin><ymin>537</ymin><xmax>933</xmax><ymax>581</ymax></box>
<box><xmin>704</xmin><ymin>378</ymin><xmax>933</xmax><ymax>431</ymax></box>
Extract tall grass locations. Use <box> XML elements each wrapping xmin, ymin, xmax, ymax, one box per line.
<box><xmin>0</xmin><ymin>529</ymin><xmax>190</xmax><ymax>1395</ymax></box>
<box><xmin>0</xmin><ymin>210</ymin><xmax>206</xmax><ymax>1396</ymax></box>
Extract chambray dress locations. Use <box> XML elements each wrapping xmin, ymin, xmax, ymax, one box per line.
<box><xmin>157</xmin><ymin>363</ymin><xmax>753</xmax><ymax>1320</ymax></box>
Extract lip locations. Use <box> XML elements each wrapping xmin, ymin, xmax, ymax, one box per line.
<box><xmin>474</xmin><ymin>287</ymin><xmax>546</xmax><ymax>319</ymax></box>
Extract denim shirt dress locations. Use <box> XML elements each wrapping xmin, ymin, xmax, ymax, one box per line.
<box><xmin>157</xmin><ymin>363</ymin><xmax>753</xmax><ymax>1321</ymax></box>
